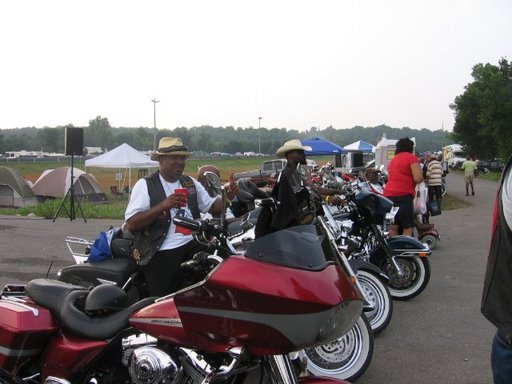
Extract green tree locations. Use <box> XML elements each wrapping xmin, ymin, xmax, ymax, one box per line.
<box><xmin>450</xmin><ymin>58</ymin><xmax>512</xmax><ymax>159</ymax></box>
<box><xmin>85</xmin><ymin>116</ymin><xmax>113</xmax><ymax>148</ymax></box>
<box><xmin>36</xmin><ymin>127</ymin><xmax>63</xmax><ymax>152</ymax></box>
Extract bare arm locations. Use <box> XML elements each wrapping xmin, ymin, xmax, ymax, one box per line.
<box><xmin>411</xmin><ymin>162</ymin><xmax>424</xmax><ymax>184</ymax></box>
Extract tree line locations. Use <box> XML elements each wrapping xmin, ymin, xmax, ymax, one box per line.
<box><xmin>0</xmin><ymin>119</ymin><xmax>450</xmax><ymax>157</ymax></box>
<box><xmin>2</xmin><ymin>58</ymin><xmax>509</xmax><ymax>160</ymax></box>
<box><xmin>451</xmin><ymin>57</ymin><xmax>512</xmax><ymax>160</ymax></box>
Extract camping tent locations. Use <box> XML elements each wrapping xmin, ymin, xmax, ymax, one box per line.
<box><xmin>32</xmin><ymin>167</ymin><xmax>107</xmax><ymax>202</ymax></box>
<box><xmin>301</xmin><ymin>137</ymin><xmax>346</xmax><ymax>155</ymax></box>
<box><xmin>0</xmin><ymin>166</ymin><xmax>37</xmax><ymax>207</ymax></box>
<box><xmin>344</xmin><ymin>140</ymin><xmax>375</xmax><ymax>153</ymax></box>
<box><xmin>85</xmin><ymin>143</ymin><xmax>158</xmax><ymax>191</ymax></box>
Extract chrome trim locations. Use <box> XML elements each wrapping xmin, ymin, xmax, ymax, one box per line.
<box><xmin>0</xmin><ymin>345</ymin><xmax>42</xmax><ymax>357</ymax></box>
<box><xmin>0</xmin><ymin>298</ymin><xmax>39</xmax><ymax>316</ymax></box>
<box><xmin>267</xmin><ymin>355</ymin><xmax>298</xmax><ymax>384</ymax></box>
<box><xmin>43</xmin><ymin>376</ymin><xmax>71</xmax><ymax>384</ymax></box>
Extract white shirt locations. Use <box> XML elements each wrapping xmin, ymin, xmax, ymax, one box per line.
<box><xmin>125</xmin><ymin>174</ymin><xmax>217</xmax><ymax>250</ymax></box>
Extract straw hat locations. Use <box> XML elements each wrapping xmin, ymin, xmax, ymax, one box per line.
<box><xmin>151</xmin><ymin>137</ymin><xmax>193</xmax><ymax>160</ymax></box>
<box><xmin>275</xmin><ymin>139</ymin><xmax>312</xmax><ymax>158</ymax></box>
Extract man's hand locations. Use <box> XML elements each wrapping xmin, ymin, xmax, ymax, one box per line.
<box><xmin>163</xmin><ymin>193</ymin><xmax>187</xmax><ymax>210</ymax></box>
<box><xmin>224</xmin><ymin>181</ymin><xmax>239</xmax><ymax>201</ymax></box>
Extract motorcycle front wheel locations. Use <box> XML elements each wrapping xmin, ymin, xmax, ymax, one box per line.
<box><xmin>298</xmin><ymin>315</ymin><xmax>374</xmax><ymax>382</ymax></box>
<box><xmin>357</xmin><ymin>270</ymin><xmax>393</xmax><ymax>334</ymax></box>
<box><xmin>386</xmin><ymin>256</ymin><xmax>430</xmax><ymax>300</ymax></box>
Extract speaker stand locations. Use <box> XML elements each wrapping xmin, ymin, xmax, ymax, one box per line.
<box><xmin>52</xmin><ymin>155</ymin><xmax>87</xmax><ymax>222</ymax></box>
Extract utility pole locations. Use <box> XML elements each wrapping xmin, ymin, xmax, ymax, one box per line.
<box><xmin>258</xmin><ymin>116</ymin><xmax>262</xmax><ymax>155</ymax></box>
<box><xmin>152</xmin><ymin>98</ymin><xmax>160</xmax><ymax>152</ymax></box>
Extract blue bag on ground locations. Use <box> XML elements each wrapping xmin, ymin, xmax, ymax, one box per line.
<box><xmin>88</xmin><ymin>227</ymin><xmax>120</xmax><ymax>262</ymax></box>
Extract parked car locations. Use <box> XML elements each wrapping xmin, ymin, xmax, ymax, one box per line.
<box><xmin>478</xmin><ymin>158</ymin><xmax>505</xmax><ymax>173</ymax></box>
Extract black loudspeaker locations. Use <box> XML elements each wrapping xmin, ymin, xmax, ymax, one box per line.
<box><xmin>65</xmin><ymin>127</ymin><xmax>84</xmax><ymax>156</ymax></box>
<box><xmin>353</xmin><ymin>153</ymin><xmax>364</xmax><ymax>167</ymax></box>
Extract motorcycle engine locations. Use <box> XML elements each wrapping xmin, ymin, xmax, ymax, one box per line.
<box><xmin>129</xmin><ymin>346</ymin><xmax>182</xmax><ymax>384</ymax></box>
<box><xmin>127</xmin><ymin>344</ymin><xmax>209</xmax><ymax>384</ymax></box>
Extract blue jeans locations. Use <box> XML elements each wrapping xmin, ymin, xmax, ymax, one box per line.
<box><xmin>492</xmin><ymin>329</ymin><xmax>512</xmax><ymax>383</ymax></box>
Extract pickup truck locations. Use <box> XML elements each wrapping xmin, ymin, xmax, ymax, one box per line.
<box><xmin>231</xmin><ymin>159</ymin><xmax>287</xmax><ymax>187</ymax></box>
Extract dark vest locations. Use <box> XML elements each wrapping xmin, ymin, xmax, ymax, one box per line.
<box><xmin>130</xmin><ymin>172</ymin><xmax>199</xmax><ymax>266</ymax></box>
<box><xmin>481</xmin><ymin>155</ymin><xmax>512</xmax><ymax>342</ymax></box>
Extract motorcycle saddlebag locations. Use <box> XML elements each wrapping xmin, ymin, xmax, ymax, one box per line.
<box><xmin>58</xmin><ymin>258</ymin><xmax>138</xmax><ymax>288</ymax></box>
<box><xmin>0</xmin><ymin>299</ymin><xmax>57</xmax><ymax>372</ymax></box>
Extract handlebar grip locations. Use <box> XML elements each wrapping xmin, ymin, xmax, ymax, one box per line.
<box><xmin>255</xmin><ymin>197</ymin><xmax>278</xmax><ymax>207</ymax></box>
<box><xmin>173</xmin><ymin>215</ymin><xmax>203</xmax><ymax>232</ymax></box>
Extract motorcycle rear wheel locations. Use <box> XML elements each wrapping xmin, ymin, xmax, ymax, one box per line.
<box><xmin>357</xmin><ymin>270</ymin><xmax>393</xmax><ymax>334</ymax></box>
<box><xmin>386</xmin><ymin>256</ymin><xmax>430</xmax><ymax>300</ymax></box>
<box><xmin>420</xmin><ymin>234</ymin><xmax>438</xmax><ymax>250</ymax></box>
<box><xmin>299</xmin><ymin>315</ymin><xmax>374</xmax><ymax>382</ymax></box>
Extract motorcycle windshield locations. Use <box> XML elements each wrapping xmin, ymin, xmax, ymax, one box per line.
<box><xmin>245</xmin><ymin>225</ymin><xmax>335</xmax><ymax>270</ymax></box>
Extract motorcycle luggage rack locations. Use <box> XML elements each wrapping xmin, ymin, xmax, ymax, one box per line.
<box><xmin>1</xmin><ymin>284</ymin><xmax>27</xmax><ymax>298</ymax></box>
<box><xmin>65</xmin><ymin>236</ymin><xmax>93</xmax><ymax>264</ymax></box>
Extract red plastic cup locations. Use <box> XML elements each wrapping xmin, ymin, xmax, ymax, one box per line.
<box><xmin>174</xmin><ymin>188</ymin><xmax>188</xmax><ymax>207</ymax></box>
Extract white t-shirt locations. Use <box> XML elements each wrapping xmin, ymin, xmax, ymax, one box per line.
<box><xmin>125</xmin><ymin>174</ymin><xmax>217</xmax><ymax>250</ymax></box>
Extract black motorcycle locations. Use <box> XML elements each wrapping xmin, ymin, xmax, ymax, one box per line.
<box><xmin>332</xmin><ymin>180</ymin><xmax>432</xmax><ymax>300</ymax></box>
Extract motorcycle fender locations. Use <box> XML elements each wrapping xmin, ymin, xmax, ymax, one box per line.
<box><xmin>0</xmin><ymin>367</ymin><xmax>25</xmax><ymax>384</ymax></box>
<box><xmin>298</xmin><ymin>377</ymin><xmax>351</xmax><ymax>384</ymax></box>
<box><xmin>387</xmin><ymin>235</ymin><xmax>431</xmax><ymax>257</ymax></box>
<box><xmin>349</xmin><ymin>259</ymin><xmax>389</xmax><ymax>283</ymax></box>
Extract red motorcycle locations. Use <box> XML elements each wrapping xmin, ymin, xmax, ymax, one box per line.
<box><xmin>0</xmin><ymin>217</ymin><xmax>363</xmax><ymax>384</ymax></box>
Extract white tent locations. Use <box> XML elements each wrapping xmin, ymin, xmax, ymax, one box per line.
<box><xmin>85</xmin><ymin>143</ymin><xmax>158</xmax><ymax>191</ymax></box>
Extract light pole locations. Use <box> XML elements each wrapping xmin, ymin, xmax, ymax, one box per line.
<box><xmin>258</xmin><ymin>116</ymin><xmax>262</xmax><ymax>155</ymax></box>
<box><xmin>152</xmin><ymin>98</ymin><xmax>160</xmax><ymax>152</ymax></box>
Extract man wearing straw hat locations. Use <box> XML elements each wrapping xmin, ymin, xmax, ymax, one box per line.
<box><xmin>125</xmin><ymin>137</ymin><xmax>235</xmax><ymax>297</ymax></box>
<box><xmin>255</xmin><ymin>139</ymin><xmax>343</xmax><ymax>237</ymax></box>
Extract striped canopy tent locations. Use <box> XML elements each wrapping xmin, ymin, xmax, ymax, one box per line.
<box><xmin>344</xmin><ymin>140</ymin><xmax>375</xmax><ymax>153</ymax></box>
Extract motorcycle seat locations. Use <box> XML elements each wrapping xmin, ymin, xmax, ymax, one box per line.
<box><xmin>58</xmin><ymin>258</ymin><xmax>138</xmax><ymax>288</ymax></box>
<box><xmin>26</xmin><ymin>278</ymin><xmax>87</xmax><ymax>316</ymax></box>
<box><xmin>58</xmin><ymin>291</ymin><xmax>155</xmax><ymax>340</ymax></box>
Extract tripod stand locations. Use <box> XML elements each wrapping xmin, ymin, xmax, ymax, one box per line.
<box><xmin>53</xmin><ymin>154</ymin><xmax>87</xmax><ymax>222</ymax></box>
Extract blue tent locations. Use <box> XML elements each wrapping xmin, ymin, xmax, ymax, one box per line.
<box><xmin>344</xmin><ymin>140</ymin><xmax>375</xmax><ymax>153</ymax></box>
<box><xmin>302</xmin><ymin>137</ymin><xmax>346</xmax><ymax>155</ymax></box>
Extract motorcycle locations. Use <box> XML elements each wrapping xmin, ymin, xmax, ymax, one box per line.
<box><xmin>332</xmin><ymin>178</ymin><xmax>432</xmax><ymax>301</ymax></box>
<box><xmin>54</xmin><ymin>173</ymin><xmax>373</xmax><ymax>382</ymax></box>
<box><xmin>229</xmin><ymin>195</ymin><xmax>377</xmax><ymax>382</ymax></box>
<box><xmin>0</xmin><ymin>214</ymin><xmax>363</xmax><ymax>384</ymax></box>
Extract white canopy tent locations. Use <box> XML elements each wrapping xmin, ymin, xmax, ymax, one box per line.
<box><xmin>85</xmin><ymin>143</ymin><xmax>158</xmax><ymax>192</ymax></box>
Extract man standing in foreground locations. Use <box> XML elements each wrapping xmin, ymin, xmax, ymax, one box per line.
<box><xmin>481</xmin><ymin>155</ymin><xmax>512</xmax><ymax>383</ymax></box>
<box><xmin>125</xmin><ymin>137</ymin><xmax>234</xmax><ymax>297</ymax></box>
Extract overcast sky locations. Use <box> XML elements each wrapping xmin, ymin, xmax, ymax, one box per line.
<box><xmin>0</xmin><ymin>0</ymin><xmax>510</xmax><ymax>132</ymax></box>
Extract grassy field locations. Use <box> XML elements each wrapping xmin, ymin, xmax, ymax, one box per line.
<box><xmin>0</xmin><ymin>158</ymin><xmax>486</xmax><ymax>219</ymax></box>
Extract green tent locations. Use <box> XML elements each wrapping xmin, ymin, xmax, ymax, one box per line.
<box><xmin>0</xmin><ymin>166</ymin><xmax>37</xmax><ymax>207</ymax></box>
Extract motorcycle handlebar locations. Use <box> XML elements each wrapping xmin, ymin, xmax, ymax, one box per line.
<box><xmin>173</xmin><ymin>215</ymin><xmax>227</xmax><ymax>243</ymax></box>
<box><xmin>173</xmin><ymin>215</ymin><xmax>203</xmax><ymax>232</ymax></box>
